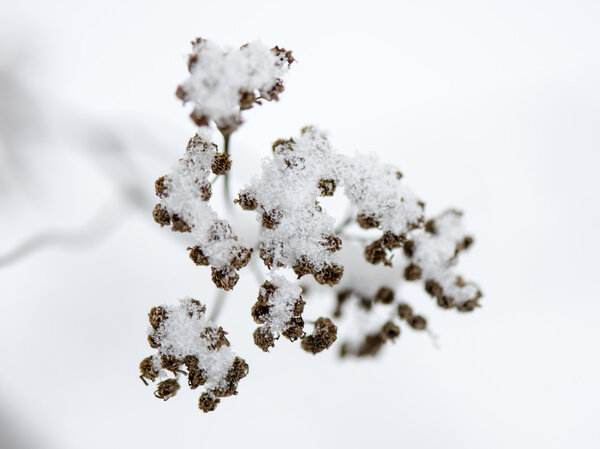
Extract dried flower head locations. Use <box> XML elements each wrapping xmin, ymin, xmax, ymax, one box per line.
<box><xmin>176</xmin><ymin>39</ymin><xmax>293</xmax><ymax>133</ymax></box>
<box><xmin>141</xmin><ymin>36</ymin><xmax>483</xmax><ymax>414</ymax></box>
<box><xmin>140</xmin><ymin>298</ymin><xmax>248</xmax><ymax>412</ymax></box>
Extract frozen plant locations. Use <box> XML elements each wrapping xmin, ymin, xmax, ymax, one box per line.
<box><xmin>140</xmin><ymin>38</ymin><xmax>482</xmax><ymax>412</ymax></box>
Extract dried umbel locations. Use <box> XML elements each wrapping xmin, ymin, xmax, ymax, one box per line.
<box><xmin>140</xmin><ymin>298</ymin><xmax>248</xmax><ymax>412</ymax></box>
<box><xmin>176</xmin><ymin>38</ymin><xmax>294</xmax><ymax>134</ymax></box>
<box><xmin>143</xmin><ymin>37</ymin><xmax>483</xmax><ymax>413</ymax></box>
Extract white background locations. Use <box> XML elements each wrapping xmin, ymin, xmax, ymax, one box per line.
<box><xmin>0</xmin><ymin>1</ymin><xmax>599</xmax><ymax>448</ymax></box>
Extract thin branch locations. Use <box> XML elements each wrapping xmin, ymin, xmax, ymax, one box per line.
<box><xmin>0</xmin><ymin>196</ymin><xmax>130</xmax><ymax>268</ymax></box>
<box><xmin>335</xmin><ymin>209</ymin><xmax>354</xmax><ymax>234</ymax></box>
<box><xmin>222</xmin><ymin>132</ymin><xmax>232</xmax><ymax>211</ymax></box>
<box><xmin>208</xmin><ymin>289</ymin><xmax>226</xmax><ymax>322</ymax></box>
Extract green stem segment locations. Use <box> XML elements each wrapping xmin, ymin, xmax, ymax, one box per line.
<box><xmin>222</xmin><ymin>132</ymin><xmax>232</xmax><ymax>211</ymax></box>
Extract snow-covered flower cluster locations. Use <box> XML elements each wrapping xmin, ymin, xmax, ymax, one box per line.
<box><xmin>140</xmin><ymin>298</ymin><xmax>248</xmax><ymax>412</ymax></box>
<box><xmin>176</xmin><ymin>38</ymin><xmax>294</xmax><ymax>134</ymax></box>
<box><xmin>141</xmin><ymin>37</ymin><xmax>482</xmax><ymax>413</ymax></box>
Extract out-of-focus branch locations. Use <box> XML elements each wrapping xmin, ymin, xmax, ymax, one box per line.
<box><xmin>0</xmin><ymin>194</ymin><xmax>134</xmax><ymax>268</ymax></box>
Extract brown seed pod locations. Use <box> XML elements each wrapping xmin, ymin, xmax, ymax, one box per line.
<box><xmin>212</xmin><ymin>152</ymin><xmax>232</xmax><ymax>175</ymax></box>
<box><xmin>198</xmin><ymin>392</ymin><xmax>220</xmax><ymax>413</ymax></box>
<box><xmin>188</xmin><ymin>246</ymin><xmax>210</xmax><ymax>266</ymax></box>
<box><xmin>239</xmin><ymin>90</ymin><xmax>256</xmax><ymax>110</ymax></box>
<box><xmin>271</xmin><ymin>46</ymin><xmax>295</xmax><ymax>65</ymax></box>
<box><xmin>301</xmin><ymin>317</ymin><xmax>337</xmax><ymax>354</ymax></box>
<box><xmin>190</xmin><ymin>110</ymin><xmax>209</xmax><ymax>127</ymax></box>
<box><xmin>282</xmin><ymin>316</ymin><xmax>305</xmax><ymax>341</ymax></box>
<box><xmin>200</xmin><ymin>326</ymin><xmax>230</xmax><ymax>351</ymax></box>
<box><xmin>235</xmin><ymin>192</ymin><xmax>258</xmax><ymax>210</ymax></box>
<box><xmin>226</xmin><ymin>357</ymin><xmax>249</xmax><ymax>384</ymax></box>
<box><xmin>318</xmin><ymin>179</ymin><xmax>336</xmax><ymax>196</ymax></box>
<box><xmin>147</xmin><ymin>334</ymin><xmax>159</xmax><ymax>349</ymax></box>
<box><xmin>313</xmin><ymin>264</ymin><xmax>344</xmax><ymax>286</ymax></box>
<box><xmin>321</xmin><ymin>235</ymin><xmax>342</xmax><ymax>252</ymax></box>
<box><xmin>171</xmin><ymin>214</ymin><xmax>191</xmax><ymax>232</ymax></box>
<box><xmin>188</xmin><ymin>368</ymin><xmax>208</xmax><ymax>389</ymax></box>
<box><xmin>403</xmin><ymin>240</ymin><xmax>416</xmax><ymax>257</ymax></box>
<box><xmin>356</xmin><ymin>334</ymin><xmax>385</xmax><ymax>357</ymax></box>
<box><xmin>292</xmin><ymin>256</ymin><xmax>315</xmax><ymax>278</ymax></box>
<box><xmin>333</xmin><ymin>290</ymin><xmax>352</xmax><ymax>318</ymax></box>
<box><xmin>253</xmin><ymin>326</ymin><xmax>275</xmax><ymax>352</ymax></box>
<box><xmin>379</xmin><ymin>321</ymin><xmax>401</xmax><ymax>342</ymax></box>
<box><xmin>199</xmin><ymin>183</ymin><xmax>212</xmax><ymax>201</ymax></box>
<box><xmin>139</xmin><ymin>356</ymin><xmax>159</xmax><ymax>382</ymax></box>
<box><xmin>397</xmin><ymin>303</ymin><xmax>413</xmax><ymax>320</ymax></box>
<box><xmin>211</xmin><ymin>266</ymin><xmax>239</xmax><ymax>291</ymax></box>
<box><xmin>155</xmin><ymin>176</ymin><xmax>169</xmax><ymax>198</ymax></box>
<box><xmin>408</xmin><ymin>315</ymin><xmax>427</xmax><ymax>330</ymax></box>
<box><xmin>230</xmin><ymin>246</ymin><xmax>253</xmax><ymax>270</ymax></box>
<box><xmin>364</xmin><ymin>240</ymin><xmax>390</xmax><ymax>266</ymax></box>
<box><xmin>403</xmin><ymin>263</ymin><xmax>422</xmax><ymax>281</ymax></box>
<box><xmin>154</xmin><ymin>379</ymin><xmax>180</xmax><ymax>401</ymax></box>
<box><xmin>357</xmin><ymin>213</ymin><xmax>380</xmax><ymax>229</ymax></box>
<box><xmin>160</xmin><ymin>355</ymin><xmax>183</xmax><ymax>373</ymax></box>
<box><xmin>148</xmin><ymin>306</ymin><xmax>168</xmax><ymax>329</ymax></box>
<box><xmin>292</xmin><ymin>297</ymin><xmax>306</xmax><ymax>316</ymax></box>
<box><xmin>271</xmin><ymin>137</ymin><xmax>295</xmax><ymax>153</ymax></box>
<box><xmin>381</xmin><ymin>232</ymin><xmax>406</xmax><ymax>250</ymax></box>
<box><xmin>152</xmin><ymin>204</ymin><xmax>171</xmax><ymax>227</ymax></box>
<box><xmin>261</xmin><ymin>209</ymin><xmax>281</xmax><ymax>229</ymax></box>
<box><xmin>375</xmin><ymin>286</ymin><xmax>395</xmax><ymax>305</ymax></box>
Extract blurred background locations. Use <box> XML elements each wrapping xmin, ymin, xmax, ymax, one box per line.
<box><xmin>0</xmin><ymin>0</ymin><xmax>599</xmax><ymax>448</ymax></box>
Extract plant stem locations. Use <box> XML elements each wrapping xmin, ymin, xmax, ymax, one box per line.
<box><xmin>222</xmin><ymin>132</ymin><xmax>232</xmax><ymax>211</ymax></box>
<box><xmin>209</xmin><ymin>290</ymin><xmax>226</xmax><ymax>323</ymax></box>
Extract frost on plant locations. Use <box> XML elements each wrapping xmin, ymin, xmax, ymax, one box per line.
<box><xmin>140</xmin><ymin>298</ymin><xmax>248</xmax><ymax>412</ymax></box>
<box><xmin>176</xmin><ymin>38</ymin><xmax>294</xmax><ymax>134</ymax></box>
<box><xmin>141</xmin><ymin>37</ymin><xmax>482</xmax><ymax>413</ymax></box>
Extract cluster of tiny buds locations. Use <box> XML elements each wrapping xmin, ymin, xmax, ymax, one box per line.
<box><xmin>140</xmin><ymin>299</ymin><xmax>249</xmax><ymax>413</ymax></box>
<box><xmin>175</xmin><ymin>38</ymin><xmax>294</xmax><ymax>134</ymax></box>
<box><xmin>152</xmin><ymin>134</ymin><xmax>252</xmax><ymax>291</ymax></box>
<box><xmin>250</xmin><ymin>280</ymin><xmax>338</xmax><ymax>354</ymax></box>
<box><xmin>336</xmin><ymin>286</ymin><xmax>428</xmax><ymax>358</ymax></box>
